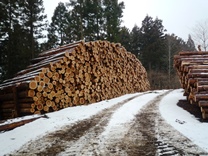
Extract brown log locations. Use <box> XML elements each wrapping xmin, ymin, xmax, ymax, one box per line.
<box><xmin>202</xmin><ymin>112</ymin><xmax>208</xmax><ymax>119</ymax></box>
<box><xmin>30</xmin><ymin>56</ymin><xmax>50</xmax><ymax>64</ymax></box>
<box><xmin>187</xmin><ymin>73</ymin><xmax>208</xmax><ymax>79</ymax></box>
<box><xmin>0</xmin><ymin>103</ymin><xmax>15</xmax><ymax>109</ymax></box>
<box><xmin>36</xmin><ymin>104</ymin><xmax>43</xmax><ymax>111</ymax></box>
<box><xmin>38</xmin><ymin>41</ymin><xmax>82</xmax><ymax>57</ymax></box>
<box><xmin>0</xmin><ymin>116</ymin><xmax>42</xmax><ymax>131</ymax></box>
<box><xmin>186</xmin><ymin>64</ymin><xmax>208</xmax><ymax>70</ymax></box>
<box><xmin>0</xmin><ymin>90</ymin><xmax>29</xmax><ymax>102</ymax></box>
<box><xmin>198</xmin><ymin>101</ymin><xmax>208</xmax><ymax>107</ymax></box>
<box><xmin>29</xmin><ymin>81</ymin><xmax>37</xmax><ymax>90</ymax></box>
<box><xmin>188</xmin><ymin>78</ymin><xmax>208</xmax><ymax>86</ymax></box>
<box><xmin>194</xmin><ymin>93</ymin><xmax>208</xmax><ymax>102</ymax></box>
<box><xmin>15</xmin><ymin>56</ymin><xmax>64</xmax><ymax>77</ymax></box>
<box><xmin>28</xmin><ymin>89</ymin><xmax>35</xmax><ymax>97</ymax></box>
<box><xmin>181</xmin><ymin>60</ymin><xmax>208</xmax><ymax>67</ymax></box>
<box><xmin>4</xmin><ymin>69</ymin><xmax>42</xmax><ymax>84</ymax></box>
<box><xmin>189</xmin><ymin>69</ymin><xmax>208</xmax><ymax>73</ymax></box>
<box><xmin>197</xmin><ymin>85</ymin><xmax>208</xmax><ymax>92</ymax></box>
<box><xmin>179</xmin><ymin>51</ymin><xmax>208</xmax><ymax>55</ymax></box>
<box><xmin>0</xmin><ymin>92</ymin><xmax>13</xmax><ymax>101</ymax></box>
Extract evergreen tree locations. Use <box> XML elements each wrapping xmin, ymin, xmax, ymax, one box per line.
<box><xmin>47</xmin><ymin>2</ymin><xmax>69</xmax><ymax>48</ymax></box>
<box><xmin>83</xmin><ymin>0</ymin><xmax>104</xmax><ymax>41</ymax></box>
<box><xmin>118</xmin><ymin>26</ymin><xmax>131</xmax><ymax>51</ymax></box>
<box><xmin>0</xmin><ymin>0</ymin><xmax>26</xmax><ymax>80</ymax></box>
<box><xmin>139</xmin><ymin>15</ymin><xmax>166</xmax><ymax>70</ymax></box>
<box><xmin>187</xmin><ymin>34</ymin><xmax>196</xmax><ymax>51</ymax></box>
<box><xmin>130</xmin><ymin>25</ymin><xmax>142</xmax><ymax>57</ymax></box>
<box><xmin>66</xmin><ymin>0</ymin><xmax>124</xmax><ymax>42</ymax></box>
<box><xmin>0</xmin><ymin>0</ymin><xmax>47</xmax><ymax>81</ymax></box>
<box><xmin>103</xmin><ymin>0</ymin><xmax>124</xmax><ymax>42</ymax></box>
<box><xmin>68</xmin><ymin>0</ymin><xmax>85</xmax><ymax>41</ymax></box>
<box><xmin>21</xmin><ymin>0</ymin><xmax>47</xmax><ymax>58</ymax></box>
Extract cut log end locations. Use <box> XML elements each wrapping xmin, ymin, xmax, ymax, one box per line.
<box><xmin>29</xmin><ymin>81</ymin><xmax>37</xmax><ymax>90</ymax></box>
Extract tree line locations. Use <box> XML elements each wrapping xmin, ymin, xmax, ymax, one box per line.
<box><xmin>0</xmin><ymin>0</ymin><xmax>196</xmax><ymax>89</ymax></box>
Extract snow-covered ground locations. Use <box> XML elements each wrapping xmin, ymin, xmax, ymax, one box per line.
<box><xmin>160</xmin><ymin>89</ymin><xmax>208</xmax><ymax>152</ymax></box>
<box><xmin>0</xmin><ymin>89</ymin><xmax>208</xmax><ymax>155</ymax></box>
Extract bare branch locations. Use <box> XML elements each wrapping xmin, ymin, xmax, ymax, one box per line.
<box><xmin>192</xmin><ymin>20</ymin><xmax>208</xmax><ymax>51</ymax></box>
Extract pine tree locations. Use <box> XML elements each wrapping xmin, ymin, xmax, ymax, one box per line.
<box><xmin>68</xmin><ymin>0</ymin><xmax>85</xmax><ymax>41</ymax></box>
<box><xmin>83</xmin><ymin>0</ymin><xmax>104</xmax><ymax>41</ymax></box>
<box><xmin>0</xmin><ymin>0</ymin><xmax>47</xmax><ymax>81</ymax></box>
<box><xmin>118</xmin><ymin>26</ymin><xmax>131</xmax><ymax>51</ymax></box>
<box><xmin>47</xmin><ymin>2</ymin><xmax>69</xmax><ymax>48</ymax></box>
<box><xmin>103</xmin><ymin>0</ymin><xmax>124</xmax><ymax>42</ymax></box>
<box><xmin>130</xmin><ymin>25</ymin><xmax>142</xmax><ymax>57</ymax></box>
<box><xmin>21</xmin><ymin>0</ymin><xmax>47</xmax><ymax>58</ymax></box>
<box><xmin>0</xmin><ymin>0</ymin><xmax>25</xmax><ymax>80</ymax></box>
<box><xmin>140</xmin><ymin>15</ymin><xmax>166</xmax><ymax>70</ymax></box>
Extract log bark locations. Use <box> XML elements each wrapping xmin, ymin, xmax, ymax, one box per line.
<box><xmin>0</xmin><ymin>116</ymin><xmax>43</xmax><ymax>131</ymax></box>
<box><xmin>174</xmin><ymin>50</ymin><xmax>208</xmax><ymax>119</ymax></box>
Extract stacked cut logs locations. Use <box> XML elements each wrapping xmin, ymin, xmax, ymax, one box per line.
<box><xmin>0</xmin><ymin>40</ymin><xmax>150</xmax><ymax>120</ymax></box>
<box><xmin>174</xmin><ymin>51</ymin><xmax>208</xmax><ymax>119</ymax></box>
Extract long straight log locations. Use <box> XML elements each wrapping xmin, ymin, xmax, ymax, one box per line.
<box><xmin>184</xmin><ymin>65</ymin><xmax>208</xmax><ymax>72</ymax></box>
<box><xmin>187</xmin><ymin>73</ymin><xmax>208</xmax><ymax>79</ymax></box>
<box><xmin>175</xmin><ymin>58</ymin><xmax>208</xmax><ymax>67</ymax></box>
<box><xmin>194</xmin><ymin>93</ymin><xmax>208</xmax><ymax>102</ymax></box>
<box><xmin>197</xmin><ymin>85</ymin><xmax>208</xmax><ymax>92</ymax></box>
<box><xmin>197</xmin><ymin>81</ymin><xmax>208</xmax><ymax>86</ymax></box>
<box><xmin>198</xmin><ymin>101</ymin><xmax>208</xmax><ymax>107</ymax></box>
<box><xmin>179</xmin><ymin>51</ymin><xmax>208</xmax><ymax>55</ymax></box>
<box><xmin>189</xmin><ymin>69</ymin><xmax>208</xmax><ymax>74</ymax></box>
<box><xmin>0</xmin><ymin>116</ymin><xmax>43</xmax><ymax>131</ymax></box>
<box><xmin>16</xmin><ymin>56</ymin><xmax>65</xmax><ymax>76</ymax></box>
<box><xmin>16</xmin><ymin>48</ymin><xmax>75</xmax><ymax>77</ymax></box>
<box><xmin>181</xmin><ymin>60</ymin><xmax>208</xmax><ymax>68</ymax></box>
<box><xmin>188</xmin><ymin>78</ymin><xmax>208</xmax><ymax>86</ymax></box>
<box><xmin>38</xmin><ymin>41</ymin><xmax>82</xmax><ymax>57</ymax></box>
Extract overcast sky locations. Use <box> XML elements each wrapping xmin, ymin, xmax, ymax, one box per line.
<box><xmin>43</xmin><ymin>0</ymin><xmax>208</xmax><ymax>41</ymax></box>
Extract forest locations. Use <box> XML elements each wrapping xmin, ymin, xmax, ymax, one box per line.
<box><xmin>0</xmin><ymin>0</ymin><xmax>196</xmax><ymax>89</ymax></box>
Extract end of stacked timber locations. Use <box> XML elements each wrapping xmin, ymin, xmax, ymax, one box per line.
<box><xmin>174</xmin><ymin>51</ymin><xmax>208</xmax><ymax>119</ymax></box>
<box><xmin>0</xmin><ymin>40</ymin><xmax>150</xmax><ymax>120</ymax></box>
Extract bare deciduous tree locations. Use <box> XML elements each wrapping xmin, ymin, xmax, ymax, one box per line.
<box><xmin>192</xmin><ymin>20</ymin><xmax>208</xmax><ymax>51</ymax></box>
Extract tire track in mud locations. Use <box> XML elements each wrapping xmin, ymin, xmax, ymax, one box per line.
<box><xmin>114</xmin><ymin>90</ymin><xmax>208</xmax><ymax>156</ymax></box>
<box><xmin>10</xmin><ymin>93</ymin><xmax>147</xmax><ymax>156</ymax></box>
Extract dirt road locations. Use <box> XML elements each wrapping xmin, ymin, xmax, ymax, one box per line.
<box><xmin>9</xmin><ymin>91</ymin><xmax>208</xmax><ymax>156</ymax></box>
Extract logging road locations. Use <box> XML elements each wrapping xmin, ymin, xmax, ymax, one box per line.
<box><xmin>5</xmin><ymin>90</ymin><xmax>208</xmax><ymax>155</ymax></box>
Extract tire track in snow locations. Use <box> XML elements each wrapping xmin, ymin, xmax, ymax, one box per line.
<box><xmin>9</xmin><ymin>90</ymin><xmax>206</xmax><ymax>156</ymax></box>
<box><xmin>114</xmin><ymin>90</ymin><xmax>208</xmax><ymax>156</ymax></box>
<box><xmin>10</xmin><ymin>92</ymin><xmax>148</xmax><ymax>156</ymax></box>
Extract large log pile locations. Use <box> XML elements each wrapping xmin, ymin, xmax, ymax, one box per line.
<box><xmin>174</xmin><ymin>51</ymin><xmax>208</xmax><ymax>119</ymax></box>
<box><xmin>0</xmin><ymin>40</ymin><xmax>150</xmax><ymax>120</ymax></box>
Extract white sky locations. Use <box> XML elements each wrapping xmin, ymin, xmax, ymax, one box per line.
<box><xmin>43</xmin><ymin>0</ymin><xmax>208</xmax><ymax>41</ymax></box>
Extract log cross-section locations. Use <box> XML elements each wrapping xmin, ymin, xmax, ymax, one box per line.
<box><xmin>0</xmin><ymin>40</ymin><xmax>150</xmax><ymax>120</ymax></box>
<box><xmin>174</xmin><ymin>51</ymin><xmax>208</xmax><ymax>119</ymax></box>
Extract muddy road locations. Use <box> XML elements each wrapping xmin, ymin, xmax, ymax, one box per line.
<box><xmin>9</xmin><ymin>90</ymin><xmax>208</xmax><ymax>156</ymax></box>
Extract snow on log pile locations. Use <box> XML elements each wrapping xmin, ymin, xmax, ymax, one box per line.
<box><xmin>174</xmin><ymin>51</ymin><xmax>208</xmax><ymax>119</ymax></box>
<box><xmin>0</xmin><ymin>40</ymin><xmax>150</xmax><ymax>120</ymax></box>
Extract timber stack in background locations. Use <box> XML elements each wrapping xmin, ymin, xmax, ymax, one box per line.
<box><xmin>174</xmin><ymin>51</ymin><xmax>208</xmax><ymax>119</ymax></box>
<box><xmin>0</xmin><ymin>40</ymin><xmax>150</xmax><ymax>120</ymax></box>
